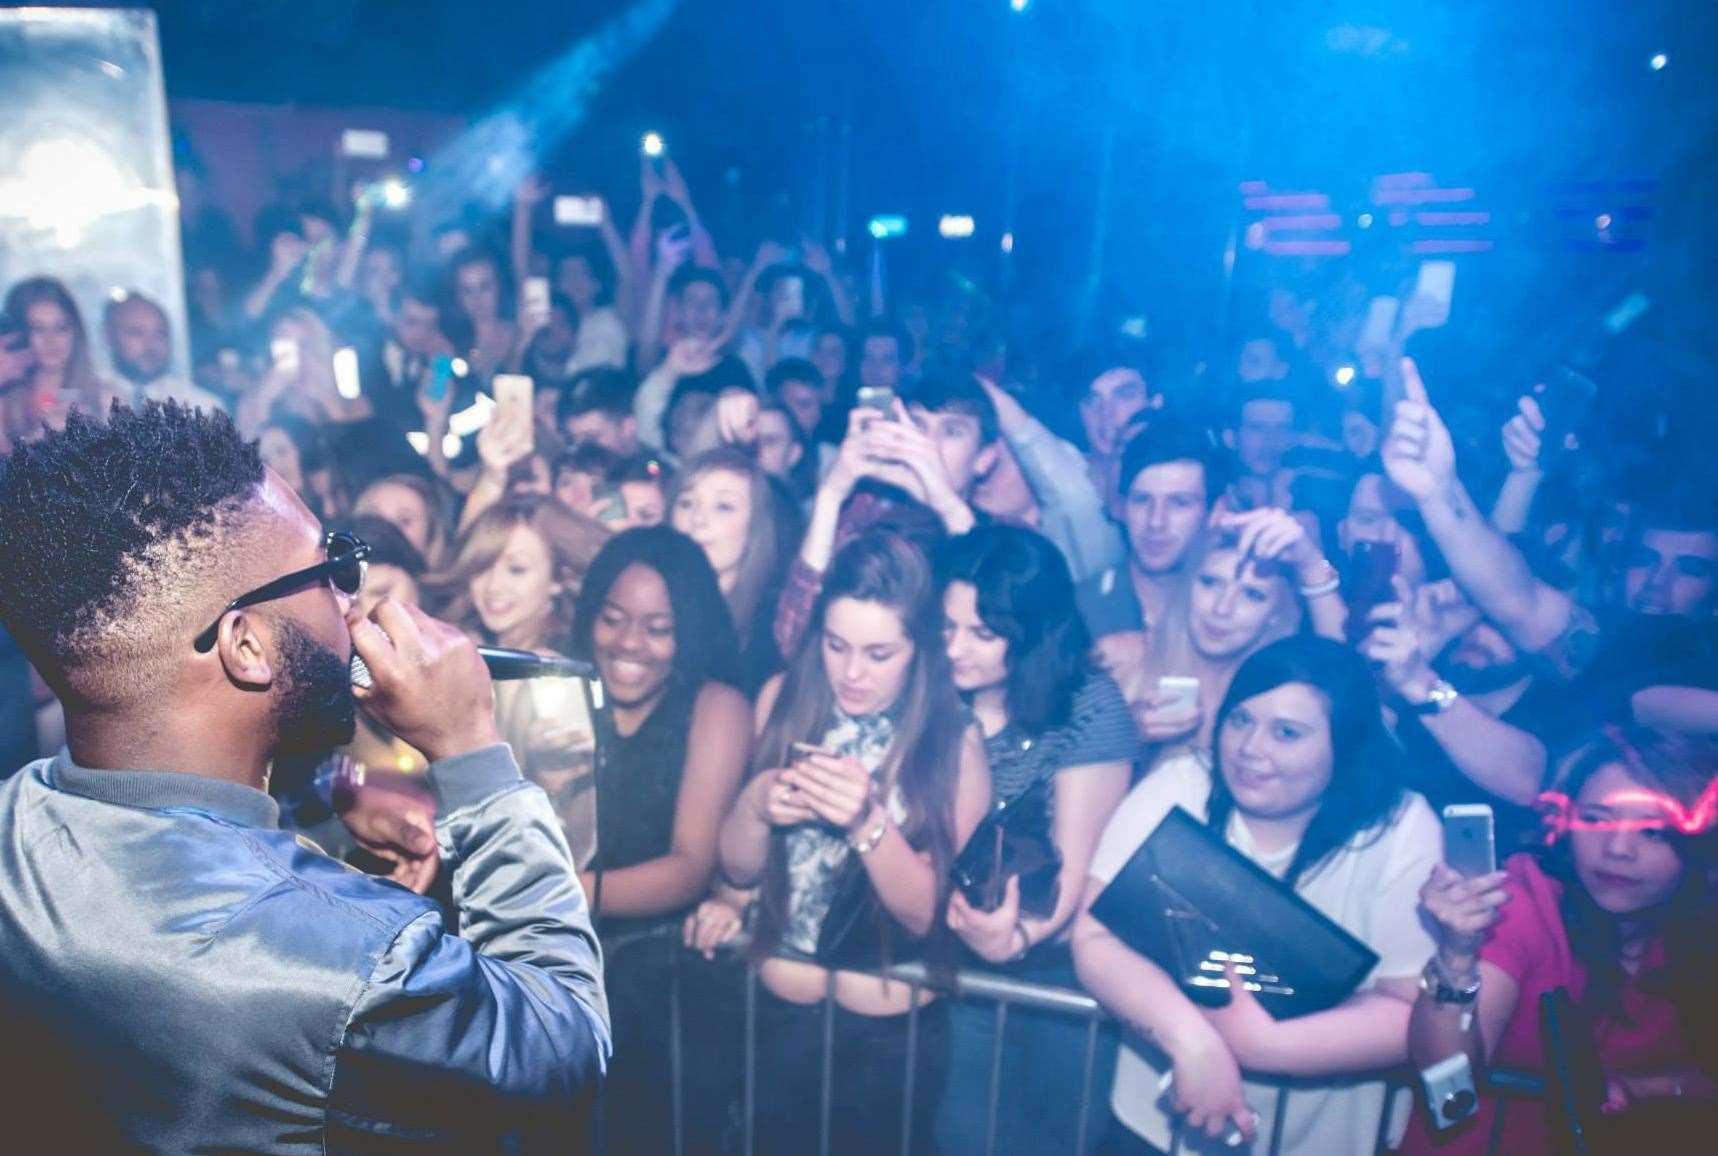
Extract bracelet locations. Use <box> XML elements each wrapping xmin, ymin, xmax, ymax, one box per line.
<box><xmin>1006</xmin><ymin>919</ymin><xmax>1033</xmax><ymax>964</ymax></box>
<box><xmin>849</xmin><ymin>811</ymin><xmax>889</xmax><ymax>856</ymax></box>
<box><xmin>1296</xmin><ymin>562</ymin><xmax>1341</xmax><ymax>598</ymax></box>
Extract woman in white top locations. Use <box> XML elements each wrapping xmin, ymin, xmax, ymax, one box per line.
<box><xmin>1073</xmin><ymin>635</ymin><xmax>1439</xmax><ymax>1155</ymax></box>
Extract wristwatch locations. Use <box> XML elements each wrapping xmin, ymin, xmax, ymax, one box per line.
<box><xmin>1421</xmin><ymin>957</ymin><xmax>1480</xmax><ymax>1005</ymax></box>
<box><xmin>1410</xmin><ymin>680</ymin><xmax>1460</xmax><ymax>716</ymax></box>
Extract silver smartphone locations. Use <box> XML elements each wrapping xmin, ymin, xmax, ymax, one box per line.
<box><xmin>1156</xmin><ymin>675</ymin><xmax>1200</xmax><ymax>714</ymax></box>
<box><xmin>1442</xmin><ymin>803</ymin><xmax>1496</xmax><ymax>878</ymax></box>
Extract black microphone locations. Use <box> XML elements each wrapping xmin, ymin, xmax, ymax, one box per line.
<box><xmin>350</xmin><ymin>641</ymin><xmax>597</xmax><ymax>689</ymax></box>
<box><xmin>474</xmin><ymin>646</ymin><xmax>598</xmax><ymax>681</ymax></box>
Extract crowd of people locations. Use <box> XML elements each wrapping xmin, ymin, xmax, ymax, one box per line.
<box><xmin>2</xmin><ymin>139</ymin><xmax>1716</xmax><ymax>1156</ymax></box>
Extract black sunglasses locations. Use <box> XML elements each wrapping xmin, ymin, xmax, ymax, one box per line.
<box><xmin>193</xmin><ymin>530</ymin><xmax>370</xmax><ymax>652</ymax></box>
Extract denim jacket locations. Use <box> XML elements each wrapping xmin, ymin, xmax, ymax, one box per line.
<box><xmin>0</xmin><ymin>743</ymin><xmax>608</xmax><ymax>1153</ymax></box>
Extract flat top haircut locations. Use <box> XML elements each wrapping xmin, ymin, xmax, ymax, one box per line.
<box><xmin>0</xmin><ymin>402</ymin><xmax>264</xmax><ymax>707</ymax></box>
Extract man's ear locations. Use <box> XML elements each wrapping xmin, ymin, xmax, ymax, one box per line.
<box><xmin>786</xmin><ymin>440</ymin><xmax>804</xmax><ymax>472</ymax></box>
<box><xmin>974</xmin><ymin>439</ymin><xmax>1002</xmax><ymax>482</ymax></box>
<box><xmin>1221</xmin><ymin>428</ymin><xmax>1237</xmax><ymax>450</ymax></box>
<box><xmin>215</xmin><ymin>610</ymin><xmax>275</xmax><ymax>690</ymax></box>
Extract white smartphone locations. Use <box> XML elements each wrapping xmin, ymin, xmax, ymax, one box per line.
<box><xmin>1411</xmin><ymin>260</ymin><xmax>1457</xmax><ymax>328</ymax></box>
<box><xmin>491</xmin><ymin>374</ymin><xmax>535</xmax><ymax>453</ymax></box>
<box><xmin>1442</xmin><ymin>804</ymin><xmax>1496</xmax><ymax>878</ymax></box>
<box><xmin>269</xmin><ymin>337</ymin><xmax>300</xmax><ymax>376</ymax></box>
<box><xmin>522</xmin><ymin>277</ymin><xmax>552</xmax><ymax>327</ymax></box>
<box><xmin>1156</xmin><ymin>675</ymin><xmax>1200</xmax><ymax>714</ymax></box>
<box><xmin>554</xmin><ymin>195</ymin><xmax>604</xmax><ymax>227</ymax></box>
<box><xmin>339</xmin><ymin>128</ymin><xmax>390</xmax><ymax>160</ymax></box>
<box><xmin>1357</xmin><ymin>295</ymin><xmax>1400</xmax><ymax>352</ymax></box>
<box><xmin>332</xmin><ymin>347</ymin><xmax>362</xmax><ymax>401</ymax></box>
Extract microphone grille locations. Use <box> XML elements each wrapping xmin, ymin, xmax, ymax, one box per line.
<box><xmin>349</xmin><ymin>652</ymin><xmax>374</xmax><ymax>690</ymax></box>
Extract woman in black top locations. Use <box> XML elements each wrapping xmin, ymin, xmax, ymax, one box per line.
<box><xmin>937</xmin><ymin>525</ymin><xmax>1138</xmax><ymax>1155</ymax></box>
<box><xmin>569</xmin><ymin>526</ymin><xmax>752</xmax><ymax>1154</ymax></box>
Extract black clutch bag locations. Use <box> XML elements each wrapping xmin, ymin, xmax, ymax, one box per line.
<box><xmin>950</xmin><ymin>776</ymin><xmax>1062</xmax><ymax>920</ymax></box>
<box><xmin>1088</xmin><ymin>806</ymin><xmax>1378</xmax><ymax>1019</ymax></box>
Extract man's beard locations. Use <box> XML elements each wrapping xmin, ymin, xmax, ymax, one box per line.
<box><xmin>272</xmin><ymin>619</ymin><xmax>357</xmax><ymax>762</ymax></box>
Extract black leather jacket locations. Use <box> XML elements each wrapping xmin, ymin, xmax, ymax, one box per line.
<box><xmin>0</xmin><ymin>744</ymin><xmax>608</xmax><ymax>1152</ymax></box>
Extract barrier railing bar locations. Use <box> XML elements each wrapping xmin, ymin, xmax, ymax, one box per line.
<box><xmin>1073</xmin><ymin>1017</ymin><xmax>1100</xmax><ymax>1156</ymax></box>
<box><xmin>820</xmin><ymin>970</ymin><xmax>836</xmax><ymax>1156</ymax></box>
<box><xmin>900</xmin><ymin>984</ymin><xmax>921</xmax><ymax>1156</ymax></box>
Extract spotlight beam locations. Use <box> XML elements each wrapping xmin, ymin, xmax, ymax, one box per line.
<box><xmin>419</xmin><ymin>0</ymin><xmax>682</xmax><ymax>219</ymax></box>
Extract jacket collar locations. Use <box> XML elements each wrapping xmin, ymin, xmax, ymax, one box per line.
<box><xmin>47</xmin><ymin>748</ymin><xmax>281</xmax><ymax>829</ymax></box>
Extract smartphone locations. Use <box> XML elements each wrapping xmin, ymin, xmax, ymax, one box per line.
<box><xmin>1411</xmin><ymin>260</ymin><xmax>1456</xmax><ymax>328</ymax></box>
<box><xmin>270</xmin><ymin>337</ymin><xmax>300</xmax><ymax>376</ymax></box>
<box><xmin>777</xmin><ymin>274</ymin><xmax>806</xmax><ymax>321</ymax></box>
<box><xmin>589</xmin><ymin>483</ymin><xmax>629</xmax><ymax>526</ymax></box>
<box><xmin>790</xmin><ymin>741</ymin><xmax>834</xmax><ymax>761</ymax></box>
<box><xmin>339</xmin><ymin>128</ymin><xmax>390</xmax><ymax>160</ymax></box>
<box><xmin>491</xmin><ymin>374</ymin><xmax>535</xmax><ymax>452</ymax></box>
<box><xmin>1156</xmin><ymin>675</ymin><xmax>1200</xmax><ymax>714</ymax></box>
<box><xmin>332</xmin><ymin>347</ymin><xmax>362</xmax><ymax>401</ymax></box>
<box><xmin>1531</xmin><ymin>367</ymin><xmax>1598</xmax><ymax>458</ymax></box>
<box><xmin>522</xmin><ymin>277</ymin><xmax>552</xmax><ymax>328</ymax></box>
<box><xmin>856</xmin><ymin>385</ymin><xmax>895</xmax><ymax>414</ymax></box>
<box><xmin>1442</xmin><ymin>804</ymin><xmax>1497</xmax><ymax>878</ymax></box>
<box><xmin>554</xmin><ymin>195</ymin><xmax>604</xmax><ymax>227</ymax></box>
<box><xmin>1345</xmin><ymin>539</ymin><xmax>1399</xmax><ymax>642</ymax></box>
<box><xmin>426</xmin><ymin>354</ymin><xmax>455</xmax><ymax>404</ymax></box>
<box><xmin>1356</xmin><ymin>295</ymin><xmax>1400</xmax><ymax>354</ymax></box>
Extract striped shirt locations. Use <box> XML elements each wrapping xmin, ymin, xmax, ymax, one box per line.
<box><xmin>983</xmin><ymin>670</ymin><xmax>1139</xmax><ymax>801</ymax></box>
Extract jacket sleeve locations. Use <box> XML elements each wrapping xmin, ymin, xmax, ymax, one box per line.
<box><xmin>1005</xmin><ymin>417</ymin><xmax>1124</xmax><ymax>584</ymax></box>
<box><xmin>327</xmin><ymin>744</ymin><xmax>609</xmax><ymax>1147</ymax></box>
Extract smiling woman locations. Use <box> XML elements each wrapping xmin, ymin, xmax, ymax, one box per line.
<box><xmin>566</xmin><ymin>525</ymin><xmax>751</xmax><ymax>1154</ymax></box>
<box><xmin>1073</xmin><ymin>636</ymin><xmax>1439</xmax><ymax>1156</ymax></box>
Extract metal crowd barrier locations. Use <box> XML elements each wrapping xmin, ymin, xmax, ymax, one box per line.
<box><xmin>601</xmin><ymin>928</ymin><xmax>1550</xmax><ymax>1156</ymax></box>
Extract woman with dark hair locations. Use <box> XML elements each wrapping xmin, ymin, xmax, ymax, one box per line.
<box><xmin>444</xmin><ymin>246</ymin><xmax>517</xmax><ymax>381</ymax></box>
<box><xmin>1403</xmin><ymin>727</ymin><xmax>1718</xmax><ymax>1153</ymax></box>
<box><xmin>715</xmin><ymin>532</ymin><xmax>991</xmax><ymax>1154</ymax></box>
<box><xmin>1074</xmin><ymin>635</ymin><xmax>1440</xmax><ymax>1155</ymax></box>
<box><xmin>669</xmin><ymin>445</ymin><xmax>801</xmax><ymax>694</ymax></box>
<box><xmin>568</xmin><ymin>525</ymin><xmax>752</xmax><ymax>1155</ymax></box>
<box><xmin>1</xmin><ymin>276</ymin><xmax>122</xmax><ymax>444</ymax></box>
<box><xmin>935</xmin><ymin>525</ymin><xmax>1138</xmax><ymax>1153</ymax></box>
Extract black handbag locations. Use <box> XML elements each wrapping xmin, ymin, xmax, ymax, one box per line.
<box><xmin>950</xmin><ymin>775</ymin><xmax>1062</xmax><ymax>919</ymax></box>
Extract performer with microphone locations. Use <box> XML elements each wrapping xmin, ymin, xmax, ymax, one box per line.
<box><xmin>0</xmin><ymin>402</ymin><xmax>609</xmax><ymax>1152</ymax></box>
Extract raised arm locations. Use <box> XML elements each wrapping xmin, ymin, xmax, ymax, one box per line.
<box><xmin>1361</xmin><ymin>579</ymin><xmax>1547</xmax><ymax>804</ymax></box>
<box><xmin>510</xmin><ymin>176</ymin><xmax>547</xmax><ymax>289</ymax></box>
<box><xmin>1489</xmin><ymin>394</ymin><xmax>1547</xmax><ymax>535</ymax></box>
<box><xmin>1382</xmin><ymin>358</ymin><xmax>1575</xmax><ymax>653</ymax></box>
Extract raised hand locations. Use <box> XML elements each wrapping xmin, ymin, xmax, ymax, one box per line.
<box><xmin>1501</xmin><ymin>394</ymin><xmax>1546</xmax><ymax>474</ymax></box>
<box><xmin>1381</xmin><ymin>357</ymin><xmax>1458</xmax><ymax>502</ymax></box>
<box><xmin>778</xmin><ymin>752</ymin><xmax>877</xmax><ymax>833</ymax></box>
<box><xmin>1419</xmin><ymin>862</ymin><xmax>1509</xmax><ymax>972</ymax></box>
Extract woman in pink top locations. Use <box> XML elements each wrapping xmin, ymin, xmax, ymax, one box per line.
<box><xmin>1402</xmin><ymin>726</ymin><xmax>1718</xmax><ymax>1153</ymax></box>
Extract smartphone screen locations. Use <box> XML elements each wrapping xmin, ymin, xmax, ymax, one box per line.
<box><xmin>553</xmin><ymin>195</ymin><xmax>604</xmax><ymax>228</ymax></box>
<box><xmin>270</xmin><ymin>337</ymin><xmax>300</xmax><ymax>377</ymax></box>
<box><xmin>1345</xmin><ymin>540</ymin><xmax>1399</xmax><ymax>642</ymax></box>
<box><xmin>1442</xmin><ymin>804</ymin><xmax>1496</xmax><ymax>877</ymax></box>
<box><xmin>1532</xmin><ymin>367</ymin><xmax>1598</xmax><ymax>458</ymax></box>
<box><xmin>522</xmin><ymin>277</ymin><xmax>552</xmax><ymax>327</ymax></box>
<box><xmin>1156</xmin><ymin>675</ymin><xmax>1200</xmax><ymax>714</ymax></box>
<box><xmin>492</xmin><ymin>374</ymin><xmax>535</xmax><ymax>452</ymax></box>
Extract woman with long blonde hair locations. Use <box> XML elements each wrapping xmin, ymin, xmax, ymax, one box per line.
<box><xmin>431</xmin><ymin>495</ymin><xmax>610</xmax><ymax>864</ymax></box>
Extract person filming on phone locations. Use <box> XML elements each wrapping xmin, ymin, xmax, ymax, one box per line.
<box><xmin>0</xmin><ymin>402</ymin><xmax>608</xmax><ymax>1152</ymax></box>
